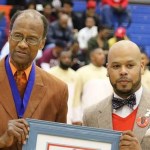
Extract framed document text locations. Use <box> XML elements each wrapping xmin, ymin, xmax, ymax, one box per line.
<box><xmin>23</xmin><ymin>119</ymin><xmax>121</xmax><ymax>150</ymax></box>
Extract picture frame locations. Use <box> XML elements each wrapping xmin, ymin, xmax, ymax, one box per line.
<box><xmin>23</xmin><ymin>118</ymin><xmax>121</xmax><ymax>150</ymax></box>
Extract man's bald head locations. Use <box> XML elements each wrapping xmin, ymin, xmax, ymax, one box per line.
<box><xmin>107</xmin><ymin>40</ymin><xmax>144</xmax><ymax>97</ymax></box>
<box><xmin>59</xmin><ymin>13</ymin><xmax>69</xmax><ymax>21</ymax></box>
<box><xmin>10</xmin><ymin>9</ymin><xmax>48</xmax><ymax>38</ymax></box>
<box><xmin>59</xmin><ymin>13</ymin><xmax>69</xmax><ymax>29</ymax></box>
<box><xmin>108</xmin><ymin>40</ymin><xmax>141</xmax><ymax>64</ymax></box>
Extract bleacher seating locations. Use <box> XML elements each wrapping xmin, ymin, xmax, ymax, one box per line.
<box><xmin>0</xmin><ymin>1</ymin><xmax>150</xmax><ymax>56</ymax></box>
<box><xmin>73</xmin><ymin>0</ymin><xmax>101</xmax><ymax>15</ymax></box>
<box><xmin>129</xmin><ymin>4</ymin><xmax>150</xmax><ymax>14</ymax></box>
<box><xmin>127</xmin><ymin>24</ymin><xmax>150</xmax><ymax>34</ymax></box>
<box><xmin>0</xmin><ymin>0</ymin><xmax>6</xmax><ymax>5</ymax></box>
<box><xmin>127</xmin><ymin>4</ymin><xmax>150</xmax><ymax>56</ymax></box>
<box><xmin>0</xmin><ymin>5</ymin><xmax>12</xmax><ymax>50</ymax></box>
<box><xmin>131</xmin><ymin>14</ymin><xmax>150</xmax><ymax>24</ymax></box>
<box><xmin>73</xmin><ymin>1</ymin><xmax>150</xmax><ymax>56</ymax></box>
<box><xmin>0</xmin><ymin>16</ymin><xmax>7</xmax><ymax>50</ymax></box>
<box><xmin>73</xmin><ymin>0</ymin><xmax>86</xmax><ymax>12</ymax></box>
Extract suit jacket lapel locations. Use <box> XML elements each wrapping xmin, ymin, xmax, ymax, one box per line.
<box><xmin>0</xmin><ymin>58</ymin><xmax>18</xmax><ymax>119</ymax></box>
<box><xmin>133</xmin><ymin>88</ymin><xmax>150</xmax><ymax>143</ymax></box>
<box><xmin>23</xmin><ymin>67</ymin><xmax>47</xmax><ymax>118</ymax></box>
<box><xmin>92</xmin><ymin>89</ymin><xmax>150</xmax><ymax>143</ymax></box>
<box><xmin>0</xmin><ymin>59</ymin><xmax>47</xmax><ymax>119</ymax></box>
<box><xmin>97</xmin><ymin>95</ymin><xmax>113</xmax><ymax>129</ymax></box>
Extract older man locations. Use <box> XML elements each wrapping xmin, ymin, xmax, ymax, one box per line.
<box><xmin>0</xmin><ymin>9</ymin><xmax>68</xmax><ymax>149</ymax></box>
<box><xmin>83</xmin><ymin>40</ymin><xmax>150</xmax><ymax>150</ymax></box>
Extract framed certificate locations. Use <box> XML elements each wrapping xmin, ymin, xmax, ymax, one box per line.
<box><xmin>23</xmin><ymin>119</ymin><xmax>121</xmax><ymax>150</ymax></box>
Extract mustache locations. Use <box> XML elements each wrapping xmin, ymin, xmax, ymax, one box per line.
<box><xmin>117</xmin><ymin>78</ymin><xmax>132</xmax><ymax>82</ymax></box>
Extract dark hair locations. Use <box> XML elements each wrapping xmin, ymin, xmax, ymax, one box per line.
<box><xmin>63</xmin><ymin>0</ymin><xmax>74</xmax><ymax>7</ymax></box>
<box><xmin>25</xmin><ymin>0</ymin><xmax>36</xmax><ymax>9</ymax></box>
<box><xmin>89</xmin><ymin>47</ymin><xmax>103</xmax><ymax>54</ymax></box>
<box><xmin>9</xmin><ymin>6</ymin><xmax>22</xmax><ymax>19</ymax></box>
<box><xmin>10</xmin><ymin>10</ymin><xmax>49</xmax><ymax>38</ymax></box>
<box><xmin>97</xmin><ymin>24</ymin><xmax>111</xmax><ymax>32</ymax></box>
<box><xmin>43</xmin><ymin>2</ymin><xmax>52</xmax><ymax>8</ymax></box>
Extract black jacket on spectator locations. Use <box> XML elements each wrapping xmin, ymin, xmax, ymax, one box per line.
<box><xmin>71</xmin><ymin>12</ymin><xmax>82</xmax><ymax>31</ymax></box>
<box><xmin>46</xmin><ymin>20</ymin><xmax>74</xmax><ymax>47</ymax></box>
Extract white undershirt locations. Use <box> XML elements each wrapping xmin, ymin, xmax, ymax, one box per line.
<box><xmin>113</xmin><ymin>86</ymin><xmax>143</xmax><ymax>118</ymax></box>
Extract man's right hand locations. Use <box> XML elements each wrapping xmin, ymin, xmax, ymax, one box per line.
<box><xmin>0</xmin><ymin>119</ymin><xmax>29</xmax><ymax>148</ymax></box>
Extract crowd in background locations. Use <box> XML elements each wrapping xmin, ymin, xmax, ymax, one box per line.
<box><xmin>0</xmin><ymin>0</ymin><xmax>150</xmax><ymax>124</ymax></box>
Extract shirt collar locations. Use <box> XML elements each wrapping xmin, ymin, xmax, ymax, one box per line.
<box><xmin>114</xmin><ymin>86</ymin><xmax>143</xmax><ymax>109</ymax></box>
<box><xmin>9</xmin><ymin>58</ymin><xmax>32</xmax><ymax>80</ymax></box>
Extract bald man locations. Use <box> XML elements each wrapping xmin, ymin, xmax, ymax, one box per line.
<box><xmin>46</xmin><ymin>13</ymin><xmax>74</xmax><ymax>48</ymax></box>
<box><xmin>0</xmin><ymin>10</ymin><xmax>68</xmax><ymax>149</ymax></box>
<box><xmin>72</xmin><ymin>48</ymin><xmax>111</xmax><ymax>125</ymax></box>
<box><xmin>83</xmin><ymin>40</ymin><xmax>150</xmax><ymax>150</ymax></box>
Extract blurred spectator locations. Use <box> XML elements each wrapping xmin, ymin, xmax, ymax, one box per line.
<box><xmin>141</xmin><ymin>50</ymin><xmax>150</xmax><ymax>91</ymax></box>
<box><xmin>52</xmin><ymin>0</ymin><xmax>62</xmax><ymax>9</ymax></box>
<box><xmin>25</xmin><ymin>0</ymin><xmax>36</xmax><ymax>9</ymax></box>
<box><xmin>88</xmin><ymin>24</ymin><xmax>112</xmax><ymax>52</ymax></box>
<box><xmin>70</xmin><ymin>40</ymin><xmax>86</xmax><ymax>70</ymax></box>
<box><xmin>62</xmin><ymin>0</ymin><xmax>81</xmax><ymax>32</ymax></box>
<box><xmin>42</xmin><ymin>3</ymin><xmax>58</xmax><ymax>24</ymax></box>
<box><xmin>0</xmin><ymin>11</ymin><xmax>7</xmax><ymax>50</ymax></box>
<box><xmin>36</xmin><ymin>40</ymin><xmax>66</xmax><ymax>70</ymax></box>
<box><xmin>0</xmin><ymin>6</ymin><xmax>17</xmax><ymax>59</ymax></box>
<box><xmin>79</xmin><ymin>0</ymin><xmax>101</xmax><ymax>30</ymax></box>
<box><xmin>7</xmin><ymin>0</ymin><xmax>25</xmax><ymax>5</ymax></box>
<box><xmin>101</xmin><ymin>0</ymin><xmax>131</xmax><ymax>28</ymax></box>
<box><xmin>108</xmin><ymin>27</ymin><xmax>129</xmax><ymax>48</ymax></box>
<box><xmin>0</xmin><ymin>6</ymin><xmax>20</xmax><ymax>60</ymax></box>
<box><xmin>46</xmin><ymin>13</ymin><xmax>74</xmax><ymax>48</ymax></box>
<box><xmin>78</xmin><ymin>16</ymin><xmax>97</xmax><ymax>50</ymax></box>
<box><xmin>72</xmin><ymin>48</ymin><xmax>111</xmax><ymax>125</ymax></box>
<box><xmin>49</xmin><ymin>51</ymin><xmax>77</xmax><ymax>124</ymax></box>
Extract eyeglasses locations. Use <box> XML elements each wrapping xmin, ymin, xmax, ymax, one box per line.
<box><xmin>10</xmin><ymin>33</ymin><xmax>42</xmax><ymax>45</ymax></box>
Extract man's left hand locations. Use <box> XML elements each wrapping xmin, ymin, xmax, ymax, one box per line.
<box><xmin>119</xmin><ymin>130</ymin><xmax>142</xmax><ymax>150</ymax></box>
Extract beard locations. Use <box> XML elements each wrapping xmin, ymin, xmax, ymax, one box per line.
<box><xmin>109</xmin><ymin>73</ymin><xmax>141</xmax><ymax>97</ymax></box>
<box><xmin>59</xmin><ymin>61</ymin><xmax>71</xmax><ymax>70</ymax></box>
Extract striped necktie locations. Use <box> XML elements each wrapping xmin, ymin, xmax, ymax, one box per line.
<box><xmin>14</xmin><ymin>71</ymin><xmax>27</xmax><ymax>99</ymax></box>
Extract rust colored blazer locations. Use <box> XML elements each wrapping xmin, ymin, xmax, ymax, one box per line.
<box><xmin>0</xmin><ymin>57</ymin><xmax>68</xmax><ymax>150</ymax></box>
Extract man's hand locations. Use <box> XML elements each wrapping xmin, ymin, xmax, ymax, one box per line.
<box><xmin>0</xmin><ymin>119</ymin><xmax>29</xmax><ymax>148</ymax></box>
<box><xmin>120</xmin><ymin>130</ymin><xmax>142</xmax><ymax>150</ymax></box>
<box><xmin>72</xmin><ymin>121</ymin><xmax>82</xmax><ymax>126</ymax></box>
